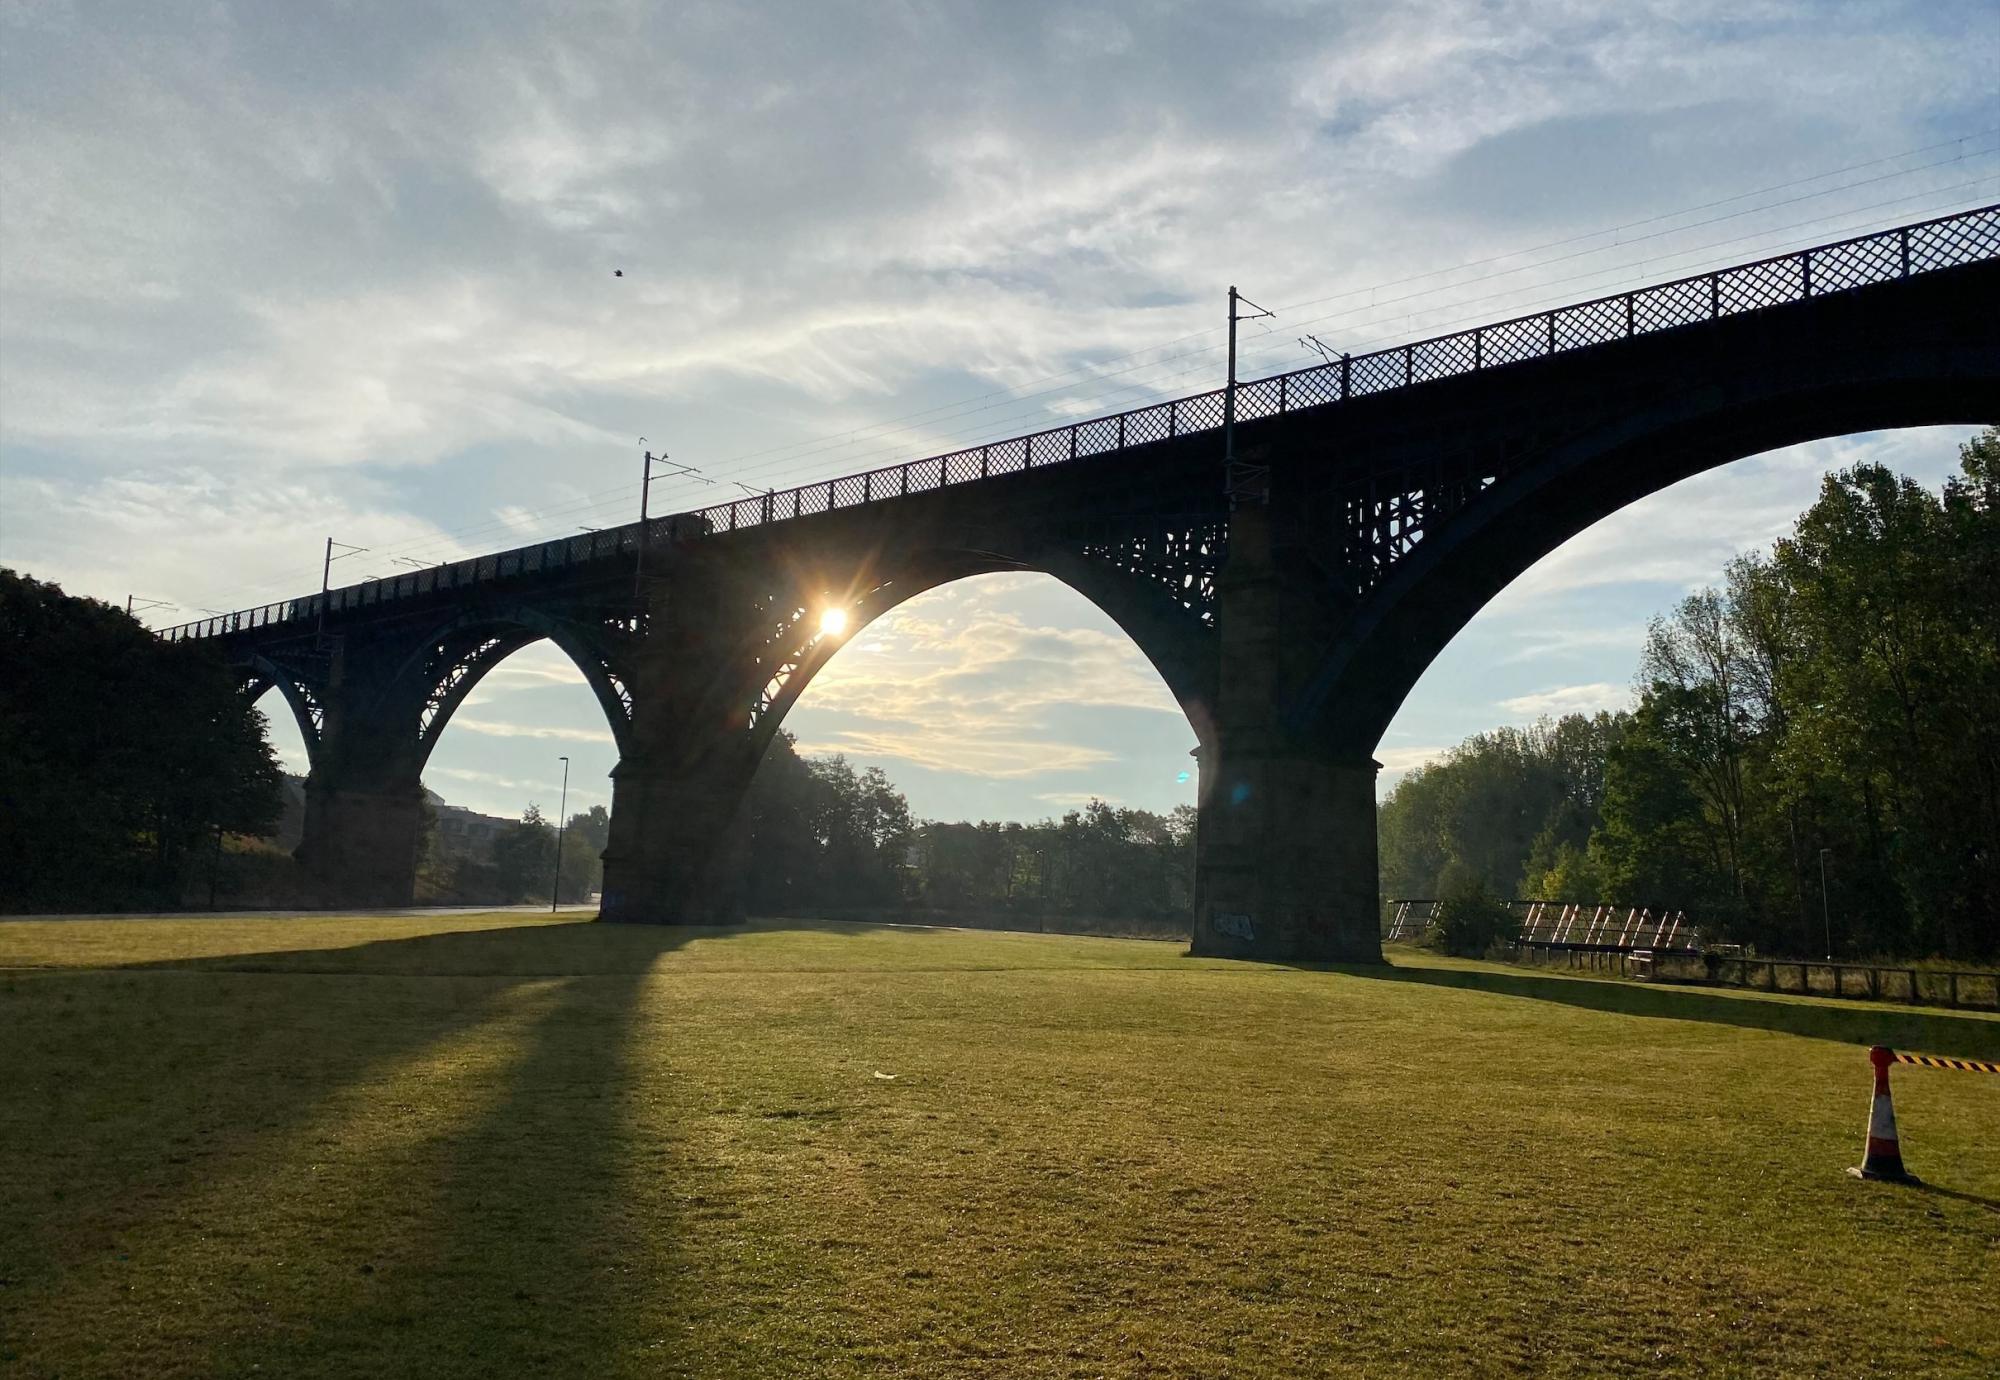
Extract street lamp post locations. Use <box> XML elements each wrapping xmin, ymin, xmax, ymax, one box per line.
<box><xmin>551</xmin><ymin>756</ymin><xmax>570</xmax><ymax>914</ymax></box>
<box><xmin>1819</xmin><ymin>847</ymin><xmax>1833</xmax><ymax>961</ymax></box>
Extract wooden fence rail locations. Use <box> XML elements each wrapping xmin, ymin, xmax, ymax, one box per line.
<box><xmin>1508</xmin><ymin>942</ymin><xmax>2000</xmax><ymax>1010</ymax></box>
<box><xmin>1704</xmin><ymin>956</ymin><xmax>2000</xmax><ymax>1010</ymax></box>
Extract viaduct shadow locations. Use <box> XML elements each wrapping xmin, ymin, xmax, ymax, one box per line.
<box><xmin>7</xmin><ymin>919</ymin><xmax>905</xmax><ymax>1376</ymax></box>
<box><xmin>1328</xmin><ymin>958</ymin><xmax>2000</xmax><ymax>1061</ymax></box>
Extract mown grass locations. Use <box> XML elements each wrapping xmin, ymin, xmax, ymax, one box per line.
<box><xmin>2</xmin><ymin>913</ymin><xmax>1996</xmax><ymax>1378</ymax></box>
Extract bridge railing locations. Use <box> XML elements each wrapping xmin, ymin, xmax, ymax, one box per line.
<box><xmin>162</xmin><ymin>526</ymin><xmax>649</xmax><ymax>642</ymax></box>
<box><xmin>160</xmin><ymin>202</ymin><xmax>2000</xmax><ymax>642</ymax></box>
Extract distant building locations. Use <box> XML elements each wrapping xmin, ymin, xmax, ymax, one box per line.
<box><xmin>262</xmin><ymin>776</ymin><xmax>514</xmax><ymax>865</ymax></box>
<box><xmin>429</xmin><ymin>795</ymin><xmax>514</xmax><ymax>865</ymax></box>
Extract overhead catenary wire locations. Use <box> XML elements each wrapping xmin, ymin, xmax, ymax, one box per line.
<box><xmin>642</xmin><ymin>172</ymin><xmax>2000</xmax><ymax>507</ymax></box>
<box><xmin>1227</xmin><ymin>174</ymin><xmax>2000</xmax><ymax>379</ymax></box>
<box><xmin>217</xmin><ymin>147</ymin><xmax>2000</xmax><ymax>591</ymax></box>
<box><xmin>164</xmin><ymin>146</ymin><xmax>1999</xmax><ymax>615</ymax></box>
<box><xmin>601</xmin><ymin>129</ymin><xmax>2000</xmax><ymax>488</ymax></box>
<box><xmin>177</xmin><ymin>174</ymin><xmax>1998</xmax><ymax>617</ymax></box>
<box><xmin>255</xmin><ymin>136</ymin><xmax>2000</xmax><ymax>578</ymax></box>
<box><xmin>634</xmin><ymin>133</ymin><xmax>2000</xmax><ymax>492</ymax></box>
<box><xmin>617</xmin><ymin>152</ymin><xmax>2000</xmax><ymax>507</ymax></box>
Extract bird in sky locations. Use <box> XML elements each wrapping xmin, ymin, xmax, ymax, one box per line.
<box><xmin>613</xmin><ymin>269</ymin><xmax>623</xmax><ymax>277</ymax></box>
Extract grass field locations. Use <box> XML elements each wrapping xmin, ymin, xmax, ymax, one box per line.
<box><xmin>3</xmin><ymin>915</ymin><xmax>1996</xmax><ymax>1378</ymax></box>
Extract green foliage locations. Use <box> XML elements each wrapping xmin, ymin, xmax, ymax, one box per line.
<box><xmin>1525</xmin><ymin>837</ymin><xmax>1602</xmax><ymax>902</ymax></box>
<box><xmin>1760</xmin><ymin>442</ymin><xmax>2000</xmax><ymax>956</ymax></box>
<box><xmin>489</xmin><ymin>804</ymin><xmax>556</xmax><ymax>903</ymax></box>
<box><xmin>1387</xmin><ymin>428</ymin><xmax>1999</xmax><ymax>960</ymax></box>
<box><xmin>1378</xmin><ymin>712</ymin><xmax>1627</xmax><ymax>900</ymax></box>
<box><xmin>745</xmin><ymin>733</ymin><xmax>1194</xmax><ymax>927</ymax></box>
<box><xmin>0</xmin><ymin>568</ymin><xmax>283</xmax><ymax>910</ymax></box>
<box><xmin>557</xmin><ymin>804</ymin><xmax>610</xmax><ymax>902</ymax></box>
<box><xmin>745</xmin><ymin>735</ymin><xmax>915</xmax><ymax>911</ymax></box>
<box><xmin>912</xmin><ymin>801</ymin><xmax>1195</xmax><ymax>925</ymax></box>
<box><xmin>1588</xmin><ymin>694</ymin><xmax>1735</xmax><ymax>915</ymax></box>
<box><xmin>1424</xmin><ymin>872</ymin><xmax>1514</xmax><ymax>957</ymax></box>
<box><xmin>1412</xmin><ymin>430</ymin><xmax>2000</xmax><ymax>961</ymax></box>
<box><xmin>1588</xmin><ymin>436</ymin><xmax>2000</xmax><ymax>957</ymax></box>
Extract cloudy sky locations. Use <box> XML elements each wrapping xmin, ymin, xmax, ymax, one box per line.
<box><xmin>2</xmin><ymin>1</ymin><xmax>1995</xmax><ymax>825</ymax></box>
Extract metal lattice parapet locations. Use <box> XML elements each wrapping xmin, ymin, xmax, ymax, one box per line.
<box><xmin>160</xmin><ymin>203</ymin><xmax>2000</xmax><ymax>642</ymax></box>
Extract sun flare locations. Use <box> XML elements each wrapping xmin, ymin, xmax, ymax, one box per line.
<box><xmin>818</xmin><ymin>606</ymin><xmax>849</xmax><ymax>638</ymax></box>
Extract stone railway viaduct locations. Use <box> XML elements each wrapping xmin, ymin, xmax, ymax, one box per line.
<box><xmin>164</xmin><ymin>206</ymin><xmax>2000</xmax><ymax>962</ymax></box>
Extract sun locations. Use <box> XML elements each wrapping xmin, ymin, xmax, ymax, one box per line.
<box><xmin>818</xmin><ymin>606</ymin><xmax>849</xmax><ymax>638</ymax></box>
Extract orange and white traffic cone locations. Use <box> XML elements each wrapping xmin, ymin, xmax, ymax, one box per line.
<box><xmin>1847</xmin><ymin>1046</ymin><xmax>1919</xmax><ymax>1184</ymax></box>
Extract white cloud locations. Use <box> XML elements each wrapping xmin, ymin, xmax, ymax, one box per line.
<box><xmin>473</xmin><ymin>644</ymin><xmax>592</xmax><ymax>689</ymax></box>
<box><xmin>1035</xmin><ymin>791</ymin><xmax>1121</xmax><ymax>809</ymax></box>
<box><xmin>1374</xmin><ymin>744</ymin><xmax>1450</xmax><ymax>796</ymax></box>
<box><xmin>5</xmin><ymin>2</ymin><xmax>1990</xmax><ymax>825</ymax></box>
<box><xmin>447</xmin><ymin>717</ymin><xmax>616</xmax><ymax>746</ymax></box>
<box><xmin>1376</xmin><ymin>745</ymin><xmax>1450</xmax><ymax>773</ymax></box>
<box><xmin>1497</xmin><ymin>683</ymin><xmax>1631</xmax><ymax>717</ymax></box>
<box><xmin>784</xmin><ymin>587</ymin><xmax>1184</xmax><ymax>784</ymax></box>
<box><xmin>792</xmin><ymin>731</ymin><xmax>1116</xmax><ymax>779</ymax></box>
<box><xmin>1496</xmin><ymin>623</ymin><xmax>1651</xmax><ymax>664</ymax></box>
<box><xmin>0</xmin><ymin>467</ymin><xmax>459</xmax><ymax>627</ymax></box>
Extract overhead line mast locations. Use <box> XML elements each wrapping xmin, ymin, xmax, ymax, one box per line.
<box><xmin>1224</xmin><ymin>285</ymin><xmax>1275</xmax><ymax>507</ymax></box>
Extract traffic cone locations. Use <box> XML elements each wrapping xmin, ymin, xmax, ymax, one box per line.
<box><xmin>1847</xmin><ymin>1046</ymin><xmax>1919</xmax><ymax>1184</ymax></box>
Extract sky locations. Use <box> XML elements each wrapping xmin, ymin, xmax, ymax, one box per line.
<box><xmin>2</xmin><ymin>1</ymin><xmax>1995</xmax><ymax>825</ymax></box>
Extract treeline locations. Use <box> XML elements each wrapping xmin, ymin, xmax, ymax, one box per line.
<box><xmin>744</xmin><ymin>733</ymin><xmax>1195</xmax><ymax>932</ymax></box>
<box><xmin>436</xmin><ymin>733</ymin><xmax>1197</xmax><ymax>934</ymax></box>
<box><xmin>416</xmin><ymin>803</ymin><xmax>610</xmax><ymax>906</ymax></box>
<box><xmin>909</xmin><ymin>802</ymin><xmax>1195</xmax><ymax>926</ymax></box>
<box><xmin>1382</xmin><ymin>430</ymin><xmax>2000</xmax><ymax>960</ymax></box>
<box><xmin>0</xmin><ymin>570</ymin><xmax>283</xmax><ymax>911</ymax></box>
<box><xmin>1379</xmin><ymin>713</ymin><xmax>1624</xmax><ymax>910</ymax></box>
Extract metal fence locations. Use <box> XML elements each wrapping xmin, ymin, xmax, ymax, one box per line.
<box><xmin>161</xmin><ymin>202</ymin><xmax>2000</xmax><ymax>643</ymax></box>
<box><xmin>1383</xmin><ymin>898</ymin><xmax>1697</xmax><ymax>951</ymax></box>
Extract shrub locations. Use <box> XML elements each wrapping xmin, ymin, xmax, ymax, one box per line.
<box><xmin>1427</xmin><ymin>876</ymin><xmax>1515</xmax><ymax>958</ymax></box>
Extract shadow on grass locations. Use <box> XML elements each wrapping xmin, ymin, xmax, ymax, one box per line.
<box><xmin>12</xmin><ymin>915</ymin><xmax>912</xmax><ymax>1375</ymax></box>
<box><xmin>1910</xmin><ymin>1181</ymin><xmax>2000</xmax><ymax>1212</ymax></box>
<box><xmin>111</xmin><ymin>914</ymin><xmax>910</xmax><ymax>977</ymax></box>
<box><xmin>1333</xmin><ymin>960</ymin><xmax>2000</xmax><ymax>1061</ymax></box>
<box><xmin>231</xmin><ymin>963</ymin><xmax>676</xmax><ymax>1375</ymax></box>
<box><xmin>118</xmin><ymin>915</ymin><xmax>721</xmax><ymax>976</ymax></box>
<box><xmin>3</xmin><ymin>920</ymin><xmax>759</xmax><ymax>1375</ymax></box>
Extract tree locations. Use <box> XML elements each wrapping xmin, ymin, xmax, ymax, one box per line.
<box><xmin>1588</xmin><ymin>698</ymin><xmax>1728</xmax><ymax>913</ymax></box>
<box><xmin>1763</xmin><ymin>450</ymin><xmax>2000</xmax><ymax>955</ymax></box>
<box><xmin>739</xmin><ymin>732</ymin><xmax>1194</xmax><ymax>930</ymax></box>
<box><xmin>1377</xmin><ymin>712</ymin><xmax>1627</xmax><ymax>900</ymax></box>
<box><xmin>556</xmin><ymin>804</ymin><xmax>609</xmax><ymax>902</ymax></box>
<box><xmin>1425</xmin><ymin>870</ymin><xmax>1512</xmax><ymax>958</ymax></box>
<box><xmin>0</xmin><ymin>569</ymin><xmax>283</xmax><ymax>910</ymax></box>
<box><xmin>1562</xmin><ymin>433</ymin><xmax>2000</xmax><ymax>958</ymax></box>
<box><xmin>740</xmin><ymin>735</ymin><xmax>915</xmax><ymax>911</ymax></box>
<box><xmin>1638</xmin><ymin>591</ymin><xmax>1755</xmax><ymax>905</ymax></box>
<box><xmin>491</xmin><ymin>804</ymin><xmax>555</xmax><ymax>903</ymax></box>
